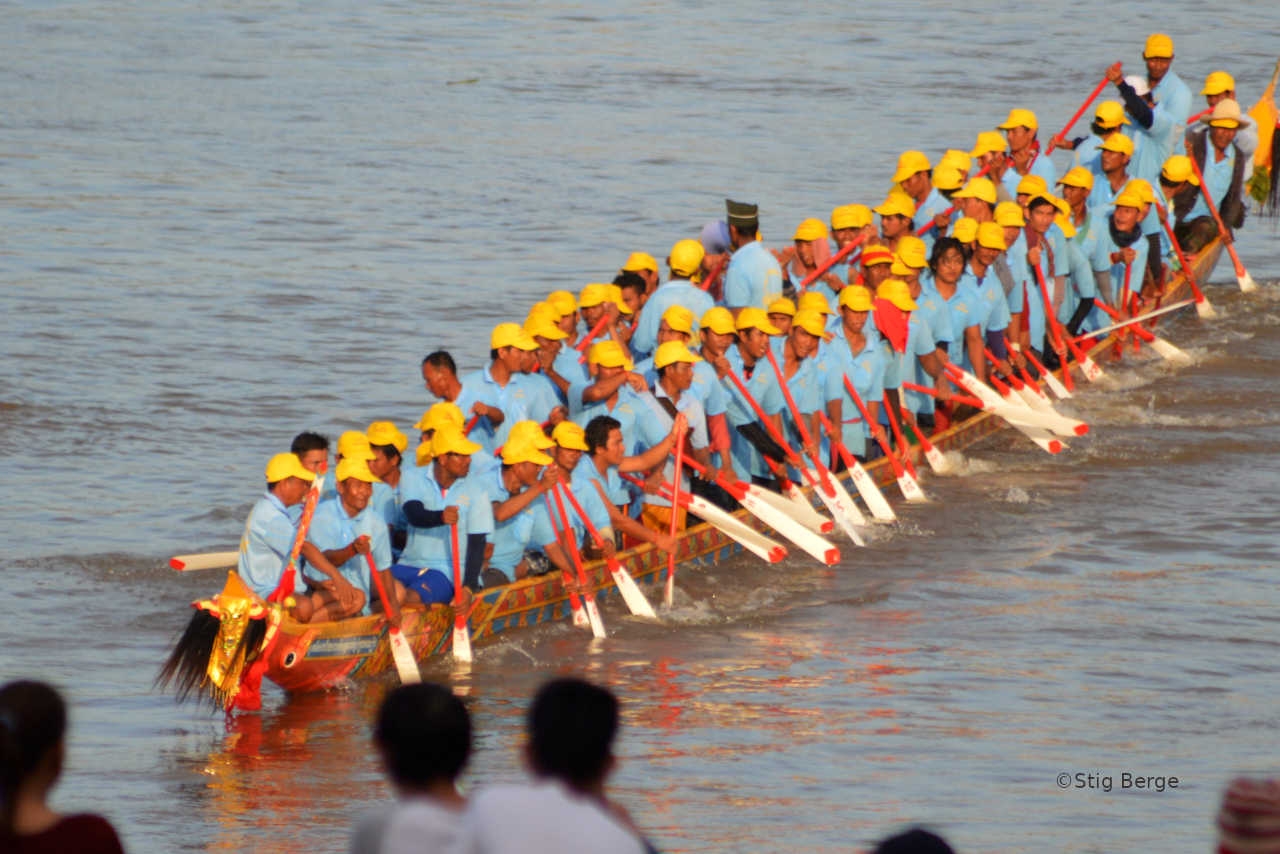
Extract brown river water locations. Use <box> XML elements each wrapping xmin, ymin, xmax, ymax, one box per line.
<box><xmin>1</xmin><ymin>2</ymin><xmax>1278</xmax><ymax>852</ymax></box>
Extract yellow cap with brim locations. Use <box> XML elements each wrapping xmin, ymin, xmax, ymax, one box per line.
<box><xmin>767</xmin><ymin>297</ymin><xmax>796</xmax><ymax>317</ymax></box>
<box><xmin>416</xmin><ymin>444</ymin><xmax>432</xmax><ymax>467</ymax></box>
<box><xmin>491</xmin><ymin>322</ymin><xmax>538</xmax><ymax>351</ymax></box>
<box><xmin>976</xmin><ymin>221</ymin><xmax>1009</xmax><ymax>251</ymax></box>
<box><xmin>654</xmin><ymin>341</ymin><xmax>702</xmax><ymax>369</ymax></box>
<box><xmin>606</xmin><ymin>284</ymin><xmax>634</xmax><ymax>314</ymax></box>
<box><xmin>1054</xmin><ymin>212</ymin><xmax>1077</xmax><ymax>240</ymax></box>
<box><xmin>839</xmin><ymin>285</ymin><xmax>874</xmax><ymax>312</ymax></box>
<box><xmin>367</xmin><ymin>421</ymin><xmax>408</xmax><ymax>453</ymax></box>
<box><xmin>415</xmin><ymin>401</ymin><xmax>464</xmax><ymax>432</ymax></box>
<box><xmin>1058</xmin><ymin>166</ymin><xmax>1095</xmax><ymax>191</ymax></box>
<box><xmin>932</xmin><ymin>164</ymin><xmax>966</xmax><ymax>191</ymax></box>
<box><xmin>587</xmin><ymin>340</ymin><xmax>634</xmax><ymax>370</ymax></box>
<box><xmin>1099</xmin><ymin>134</ymin><xmax>1135</xmax><ymax>156</ymax></box>
<box><xmin>1114</xmin><ymin>189</ymin><xmax>1144</xmax><ymax>210</ymax></box>
<box><xmin>336</xmin><ymin>457</ymin><xmax>381</xmax><ymax>483</ymax></box>
<box><xmin>552</xmin><ymin>421</ymin><xmax>589</xmax><ymax>451</ymax></box>
<box><xmin>861</xmin><ymin>245</ymin><xmax>894</xmax><ymax>267</ymax></box>
<box><xmin>952</xmin><ymin>177</ymin><xmax>998</xmax><ymax>205</ymax></box>
<box><xmin>507</xmin><ymin>419</ymin><xmax>555</xmax><ymax>450</ymax></box>
<box><xmin>735</xmin><ymin>307</ymin><xmax>782</xmax><ymax>335</ymax></box>
<box><xmin>431</xmin><ymin>425</ymin><xmax>481</xmax><ymax>457</ymax></box>
<box><xmin>876</xmin><ymin>279</ymin><xmax>918</xmax><ymax>312</ymax></box>
<box><xmin>1144</xmin><ymin>33</ymin><xmax>1173</xmax><ymax>59</ymax></box>
<box><xmin>830</xmin><ymin>204</ymin><xmax>872</xmax><ymax>231</ymax></box>
<box><xmin>501</xmin><ymin>437</ymin><xmax>554</xmax><ymax>467</ymax></box>
<box><xmin>952</xmin><ymin>217</ymin><xmax>979</xmax><ymax>244</ymax></box>
<box><xmin>338</xmin><ymin>430</ymin><xmax>376</xmax><ymax>461</ymax></box>
<box><xmin>1015</xmin><ymin>174</ymin><xmax>1049</xmax><ymax>198</ymax></box>
<box><xmin>791</xmin><ymin>309</ymin><xmax>827</xmax><ymax>337</ymax></box>
<box><xmin>797</xmin><ymin>291</ymin><xmax>834</xmax><ymax>316</ymax></box>
<box><xmin>994</xmin><ymin>201</ymin><xmax>1027</xmax><ymax>227</ymax></box>
<box><xmin>701</xmin><ymin>306</ymin><xmax>737</xmax><ymax>336</ymax></box>
<box><xmin>622</xmin><ymin>251</ymin><xmax>658</xmax><ymax>273</ymax></box>
<box><xmin>998</xmin><ymin>108</ymin><xmax>1038</xmax><ymax>131</ymax></box>
<box><xmin>526</xmin><ymin>301</ymin><xmax>562</xmax><ymax>325</ymax></box>
<box><xmin>940</xmin><ymin>148</ymin><xmax>973</xmax><ymax>173</ymax></box>
<box><xmin>661</xmin><ymin>304</ymin><xmax>694</xmax><ymax>334</ymax></box>
<box><xmin>1094</xmin><ymin>101</ymin><xmax>1130</xmax><ymax>130</ymax></box>
<box><xmin>873</xmin><ymin>192</ymin><xmax>917</xmax><ymax>219</ymax></box>
<box><xmin>669</xmin><ymin>239</ymin><xmax>705</xmax><ymax>278</ymax></box>
<box><xmin>525</xmin><ymin>318</ymin><xmax>569</xmax><ymax>341</ymax></box>
<box><xmin>891</xmin><ymin>150</ymin><xmax>932</xmax><ymax>183</ymax></box>
<box><xmin>547</xmin><ymin>290</ymin><xmax>577</xmax><ymax>316</ymax></box>
<box><xmin>970</xmin><ymin>130</ymin><xmax>1008</xmax><ymax>157</ymax></box>
<box><xmin>1124</xmin><ymin>179</ymin><xmax>1156</xmax><ymax>204</ymax></box>
<box><xmin>1161</xmin><ymin>155</ymin><xmax>1200</xmax><ymax>186</ymax></box>
<box><xmin>895</xmin><ymin>236</ymin><xmax>928</xmax><ymax>269</ymax></box>
<box><xmin>266</xmin><ymin>452</ymin><xmax>316</xmax><ymax>484</ymax></box>
<box><xmin>793</xmin><ymin>218</ymin><xmax>828</xmax><ymax>242</ymax></box>
<box><xmin>579</xmin><ymin>282</ymin><xmax>614</xmax><ymax>309</ymax></box>
<box><xmin>1201</xmin><ymin>71</ymin><xmax>1235</xmax><ymax>96</ymax></box>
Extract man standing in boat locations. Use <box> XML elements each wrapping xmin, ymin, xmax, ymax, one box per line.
<box><xmin>1141</xmin><ymin>33</ymin><xmax>1192</xmax><ymax>128</ymax></box>
<box><xmin>722</xmin><ymin>198</ymin><xmax>783</xmax><ymax>317</ymax></box>
<box><xmin>1178</xmin><ymin>99</ymin><xmax>1251</xmax><ymax>253</ymax></box>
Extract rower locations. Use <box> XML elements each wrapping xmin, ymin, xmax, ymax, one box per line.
<box><xmin>830</xmin><ymin>204</ymin><xmax>875</xmax><ymax>286</ymax></box>
<box><xmin>633</xmin><ymin>305</ymin><xmax>695</xmax><ymax>385</ymax></box>
<box><xmin>581</xmin><ymin>415</ymin><xmax>679</xmax><ymax>554</ymax></box>
<box><xmin>970</xmin><ymin>130</ymin><xmax>1015</xmax><ymax>203</ymax></box>
<box><xmin>1008</xmin><ymin>192</ymin><xmax>1060</xmax><ymax>367</ymax></box>
<box><xmin>1058</xmin><ymin>166</ymin><xmax>1096</xmax><ymax>232</ymax></box>
<box><xmin>577</xmin><ymin>282</ymin><xmax>633</xmax><ymax>354</ymax></box>
<box><xmin>546</xmin><ymin>291</ymin><xmax>590</xmax><ymax>389</ymax></box>
<box><xmin>824</xmin><ymin>285</ymin><xmax>886</xmax><ymax>461</ymax></box>
<box><xmin>412</xmin><ymin>401</ymin><xmax>464</xmax><ymax>469</ymax></box>
<box><xmin>993</xmin><ymin>201</ymin><xmax>1027</xmax><ymax>301</ymax></box>
<box><xmin>638</xmin><ymin>342</ymin><xmax>712</xmax><ymax>535</ymax></box>
<box><xmin>1178</xmin><ymin>99</ymin><xmax>1251</xmax><ymax>253</ymax></box>
<box><xmin>871</xmin><ymin>192</ymin><xmax>916</xmax><ymax>256</ymax></box>
<box><xmin>1049</xmin><ymin>196</ymin><xmax>1100</xmax><ymax>339</ymax></box>
<box><xmin>1157</xmin><ymin>154</ymin><xmax>1200</xmax><ymax>255</ymax></box>
<box><xmin>237</xmin><ymin>452</ymin><xmax>344</xmax><ymax>622</ymax></box>
<box><xmin>783</xmin><ymin>218</ymin><xmax>843</xmax><ymax>303</ymax></box>
<box><xmin>1089</xmin><ymin>188</ymin><xmax>1149</xmax><ymax>321</ymax></box>
<box><xmin>1200</xmin><ymin>71</ymin><xmax>1258</xmax><ymax>160</ymax></box>
<box><xmin>305</xmin><ymin>457</ymin><xmax>415</xmax><ymax>623</ymax></box>
<box><xmin>631</xmin><ymin>238</ymin><xmax>714</xmax><ymax>361</ymax></box>
<box><xmin>568</xmin><ymin>340</ymin><xmax>649</xmax><ymax>454</ymax></box>
<box><xmin>481</xmin><ymin>425</ymin><xmax>571</xmax><ymax>587</ymax></box>
<box><xmin>856</xmin><ymin>244</ymin><xmax>894</xmax><ymax>291</ymax></box>
<box><xmin>951</xmin><ymin>176</ymin><xmax>998</xmax><ymax>224</ymax></box>
<box><xmin>620</xmin><ymin>252</ymin><xmax>660</xmax><ymax>298</ymax></box>
<box><xmin>460</xmin><ymin>323</ymin><xmax>555</xmax><ymax>454</ymax></box>
<box><xmin>1087</xmin><ymin>132</ymin><xmax>1136</xmax><ymax>216</ymax></box>
<box><xmin>393</xmin><ymin>424</ymin><xmax>494</xmax><ymax>601</ymax></box>
<box><xmin>1141</xmin><ymin>33</ymin><xmax>1192</xmax><ymax>129</ymax></box>
<box><xmin>613</xmin><ymin>271</ymin><xmax>648</xmax><ymax>318</ymax></box>
<box><xmin>893</xmin><ymin>150</ymin><xmax>950</xmax><ymax>249</ymax></box>
<box><xmin>524</xmin><ymin>309</ymin><xmax>575</xmax><ymax>400</ymax></box>
<box><xmin>422</xmin><ymin>350</ymin><xmax>503</xmax><ymax>450</ymax></box>
<box><xmin>893</xmin><ymin>237</ymin><xmax>953</xmax><ymax>431</ymax></box>
<box><xmin>695</xmin><ymin>307</ymin><xmax>739</xmax><ymax>485</ymax></box>
<box><xmin>774</xmin><ymin>309</ymin><xmax>827</xmax><ymax>457</ymax></box>
<box><xmin>722</xmin><ymin>307</ymin><xmax>786</xmax><ymax>486</ymax></box>
<box><xmin>367</xmin><ymin>421</ymin><xmax>410</xmax><ymax>559</ymax></box>
<box><xmin>723</xmin><ymin>198</ymin><xmax>784</xmax><ymax>317</ymax></box>
<box><xmin>291</xmin><ymin>430</ymin><xmax>332</xmax><ymax>504</ymax></box>
<box><xmin>1104</xmin><ymin>67</ymin><xmax>1176</xmax><ymax>187</ymax></box>
<box><xmin>928</xmin><ymin>237</ymin><xmax>985</xmax><ymax>400</ymax></box>
<box><xmin>998</xmin><ymin>108</ymin><xmax>1057</xmax><ymax>194</ymax></box>
<box><xmin>870</xmin><ymin>279</ymin><xmax>918</xmax><ymax>453</ymax></box>
<box><xmin>1053</xmin><ymin>100</ymin><xmax>1129</xmax><ymax>170</ymax></box>
<box><xmin>964</xmin><ymin>222</ymin><xmax>1014</xmax><ymax>374</ymax></box>
<box><xmin>766</xmin><ymin>297</ymin><xmax>795</xmax><ymax>338</ymax></box>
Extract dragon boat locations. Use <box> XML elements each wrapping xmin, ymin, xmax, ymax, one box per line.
<box><xmin>159</xmin><ymin>240</ymin><xmax>1223</xmax><ymax>712</ymax></box>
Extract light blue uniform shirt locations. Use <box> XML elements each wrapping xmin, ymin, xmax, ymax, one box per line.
<box><xmin>238</xmin><ymin>492</ymin><xmax>306</xmax><ymax>600</ymax></box>
<box><xmin>568</xmin><ymin>456</ymin><xmax>616</xmax><ymax>534</ymax></box>
<box><xmin>480</xmin><ymin>468</ymin><xmax>538</xmax><ymax>580</ymax></box>
<box><xmin>512</xmin><ymin>371</ymin><xmax>562</xmax><ymax>425</ymax></box>
<box><xmin>568</xmin><ymin>382</ymin><xmax>653</xmax><ymax>455</ymax></box>
<box><xmin>1150</xmin><ymin>69</ymin><xmax>1192</xmax><ymax>129</ymax></box>
<box><xmin>1130</xmin><ymin>108</ymin><xmax>1177</xmax><ymax>187</ymax></box>
<box><xmin>1002</xmin><ymin>154</ymin><xmax>1058</xmax><ymax>199</ymax></box>
<box><xmin>552</xmin><ymin>345</ymin><xmax>590</xmax><ymax>393</ymax></box>
<box><xmin>398</xmin><ymin>464</ymin><xmax>495</xmax><ymax>580</ymax></box>
<box><xmin>902</xmin><ymin>313</ymin><xmax>941</xmax><ymax>416</ymax></box>
<box><xmin>303</xmin><ymin>495</ymin><xmax>391</xmax><ymax>615</ymax></box>
<box><xmin>631</xmin><ymin>280</ymin><xmax>715</xmax><ymax>360</ymax></box>
<box><xmin>939</xmin><ymin>281</ymin><xmax>985</xmax><ymax>370</ymax></box>
<box><xmin>913</xmin><ymin>187</ymin><xmax>952</xmax><ymax>251</ymax></box>
<box><xmin>822</xmin><ymin>331</ymin><xmax>884</xmax><ymax>458</ymax></box>
<box><xmin>1090</xmin><ymin>218</ymin><xmax>1149</xmax><ymax>301</ymax></box>
<box><xmin>723</xmin><ymin>345</ymin><xmax>786</xmax><ymax>479</ymax></box>
<box><xmin>370</xmin><ymin>479</ymin><xmax>406</xmax><ymax>561</ymax></box>
<box><xmin>724</xmin><ymin>241</ymin><xmax>784</xmax><ymax>310</ymax></box>
<box><xmin>689</xmin><ymin>358</ymin><xmax>729</xmax><ymax>418</ymax></box>
<box><xmin>639</xmin><ymin>385</ymin><xmax>706</xmax><ymax>508</ymax></box>
<box><xmin>1186</xmin><ymin>147</ymin><xmax>1236</xmax><ymax>222</ymax></box>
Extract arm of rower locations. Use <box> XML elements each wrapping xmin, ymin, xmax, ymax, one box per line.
<box><xmin>964</xmin><ymin>325</ymin><xmax>985</xmax><ymax>385</ymax></box>
<box><xmin>619</xmin><ymin>432</ymin><xmax>677</xmax><ymax>473</ymax></box>
<box><xmin>492</xmin><ymin>481</ymin><xmax>548</xmax><ymax>522</ymax></box>
<box><xmin>301</xmin><ymin>542</ymin><xmax>348</xmax><ymax>589</ymax></box>
<box><xmin>918</xmin><ymin>350</ymin><xmax>952</xmax><ymax>401</ymax></box>
<box><xmin>579</xmin><ymin>370</ymin><xmax>631</xmax><ymax>404</ymax></box>
<box><xmin>592</xmin><ymin>479</ymin><xmax>675</xmax><ymax>554</ymax></box>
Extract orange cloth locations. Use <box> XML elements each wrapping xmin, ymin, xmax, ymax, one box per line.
<box><xmin>640</xmin><ymin>503</ymin><xmax>686</xmax><ymax>535</ymax></box>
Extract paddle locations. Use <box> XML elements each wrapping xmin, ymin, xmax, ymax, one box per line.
<box><xmin>1032</xmin><ymin>263</ymin><xmax>1103</xmax><ymax>382</ymax></box>
<box><xmin>542</xmin><ymin>493</ymin><xmax>590</xmax><ymax>629</ymax></box>
<box><xmin>948</xmin><ymin>361</ymin><xmax>1085</xmax><ymax>437</ymax></box>
<box><xmin>880</xmin><ymin>390</ymin><xmax>920</xmax><ymax>479</ymax></box>
<box><xmin>575</xmin><ymin>314</ymin><xmax>614</xmax><ymax>362</ymax></box>
<box><xmin>797</xmin><ymin>232</ymin><xmax>868</xmax><ymax>291</ymax></box>
<box><xmin>664</xmin><ymin>415</ymin><xmax>686</xmax><ymax>607</ymax></box>
<box><xmin>448</xmin><ymin>523</ymin><xmax>473</xmax><ymax>663</ymax></box>
<box><xmin>699</xmin><ymin>255</ymin><xmax>727</xmax><ymax>294</ymax></box>
<box><xmin>942</xmin><ymin>363</ymin><xmax>1064</xmax><ymax>453</ymax></box>
<box><xmin>901</xmin><ymin>381</ymin><xmax>983</xmax><ymax>411</ymax></box>
<box><xmin>549</xmin><ymin>484</ymin><xmax>607</xmax><ymax>637</ymax></box>
<box><xmin>268</xmin><ymin>468</ymin><xmax>326</xmax><ymax>604</ymax></box>
<box><xmin>1016</xmin><ymin>336</ymin><xmax>1072</xmax><ymax>400</ymax></box>
<box><xmin>364</xmin><ymin>551</ymin><xmax>421</xmax><ymax>684</ymax></box>
<box><xmin>1093</xmin><ymin>300</ymin><xmax>1191</xmax><ymax>364</ymax></box>
<box><xmin>1184</xmin><ymin>143</ymin><xmax>1258</xmax><ymax>292</ymax></box>
<box><xmin>1073</xmin><ymin>299</ymin><xmax>1196</xmax><ymax>340</ymax></box>
<box><xmin>840</xmin><ymin>374</ymin><xmax>938</xmax><ymax>484</ymax></box>
<box><xmin>1029</xmin><ymin>257</ymin><xmax>1079</xmax><ymax>390</ymax></box>
<box><xmin>816</xmin><ymin>410</ymin><xmax>904</xmax><ymax>515</ymax></box>
<box><xmin>554</xmin><ymin>483</ymin><xmax>657</xmax><ymax>619</ymax></box>
<box><xmin>169</xmin><ymin>550</ymin><xmax>239</xmax><ymax>572</ymax></box>
<box><xmin>902</xmin><ymin>412</ymin><xmax>950</xmax><ymax>476</ymax></box>
<box><xmin>1045</xmin><ymin>70</ymin><xmax>1113</xmax><ymax>155</ymax></box>
<box><xmin>1155</xmin><ymin>202</ymin><xmax>1215</xmax><ymax>318</ymax></box>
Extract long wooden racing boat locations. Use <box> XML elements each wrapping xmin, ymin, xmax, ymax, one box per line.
<box><xmin>161</xmin><ymin>239</ymin><xmax>1224</xmax><ymax>711</ymax></box>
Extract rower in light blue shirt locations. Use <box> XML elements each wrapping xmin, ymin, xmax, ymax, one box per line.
<box><xmin>998</xmin><ymin>108</ymin><xmax>1058</xmax><ymax>198</ymax></box>
<box><xmin>237</xmin><ymin>452</ymin><xmax>317</xmax><ymax>601</ymax></box>
<box><xmin>631</xmin><ymin>239</ymin><xmax>715</xmax><ymax>361</ymax></box>
<box><xmin>304</xmin><ymin>459</ymin><xmax>395</xmax><ymax>617</ymax></box>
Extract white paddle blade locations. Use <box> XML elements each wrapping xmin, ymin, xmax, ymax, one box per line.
<box><xmin>585</xmin><ymin>597</ymin><xmax>607</xmax><ymax>639</ymax></box>
<box><xmin>1041</xmin><ymin>370</ymin><xmax>1072</xmax><ymax>400</ymax></box>
<box><xmin>389</xmin><ymin>628</ymin><xmax>422</xmax><ymax>684</ymax></box>
<box><xmin>1238</xmin><ymin>271</ymin><xmax>1258</xmax><ymax>293</ymax></box>
<box><xmin>738</xmin><ymin>491</ymin><xmax>840</xmax><ymax>565</ymax></box>
<box><xmin>169</xmin><ymin>551</ymin><xmax>239</xmax><ymax>572</ymax></box>
<box><xmin>452</xmin><ymin>622</ymin><xmax>473</xmax><ymax>663</ymax></box>
<box><xmin>780</xmin><ymin>483</ymin><xmax>837</xmax><ymax>534</ymax></box>
<box><xmin>1195</xmin><ymin>298</ymin><xmax>1217</xmax><ymax>319</ymax></box>
<box><xmin>571</xmin><ymin>604</ymin><xmax>590</xmax><ymax>628</ymax></box>
<box><xmin>610</xmin><ymin>564</ymin><xmax>657</xmax><ymax>619</ymax></box>
<box><xmin>1148</xmin><ymin>336</ymin><xmax>1192</xmax><ymax>364</ymax></box>
<box><xmin>1079</xmin><ymin>355</ymin><xmax>1105</xmax><ymax>382</ymax></box>
<box><xmin>847</xmin><ymin>461</ymin><xmax>897</xmax><ymax>522</ymax></box>
<box><xmin>806</xmin><ymin>470</ymin><xmax>866</xmax><ymax>546</ymax></box>
<box><xmin>748</xmin><ymin>483</ymin><xmax>833</xmax><ymax>535</ymax></box>
<box><xmin>683</xmin><ymin>492</ymin><xmax>789</xmax><ymax>563</ymax></box>
<box><xmin>897</xmin><ymin>471</ymin><xmax>929</xmax><ymax>503</ymax></box>
<box><xmin>921</xmin><ymin>445</ymin><xmax>950</xmax><ymax>476</ymax></box>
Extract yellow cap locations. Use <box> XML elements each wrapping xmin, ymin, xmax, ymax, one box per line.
<box><xmin>994</xmin><ymin>201</ymin><xmax>1026</xmax><ymax>227</ymax></box>
<box><xmin>791</xmin><ymin>308</ymin><xmax>827</xmax><ymax>337</ymax></box>
<box><xmin>491</xmin><ymin>322</ymin><xmax>538</xmax><ymax>351</ymax></box>
<box><xmin>998</xmin><ymin>108</ymin><xmax>1039</xmax><ymax>131</ymax></box>
<box><xmin>792</xmin><ymin>218</ymin><xmax>829</xmax><ymax>242</ymax></box>
<box><xmin>660</xmin><ymin>304</ymin><xmax>694</xmax><ymax>335</ymax></box>
<box><xmin>735</xmin><ymin>307</ymin><xmax>782</xmax><ymax>335</ymax></box>
<box><xmin>1161</xmin><ymin>154</ymin><xmax>1200</xmax><ymax>186</ymax></box>
<box><xmin>431</xmin><ymin>425</ymin><xmax>481</xmax><ymax>457</ymax></box>
<box><xmin>876</xmin><ymin>279</ymin><xmax>918</xmax><ymax>312</ymax></box>
<box><xmin>621</xmin><ymin>251</ymin><xmax>658</xmax><ymax>273</ymax></box>
<box><xmin>552</xmin><ymin>421</ymin><xmax>589</xmax><ymax>451</ymax></box>
<box><xmin>337</xmin><ymin>430</ymin><xmax>376</xmax><ymax>461</ymax></box>
<box><xmin>669</xmin><ymin>239</ymin><xmax>705</xmax><ymax>278</ymax></box>
<box><xmin>606</xmin><ymin>284</ymin><xmax>634</xmax><ymax>314</ymax></box>
<box><xmin>336</xmin><ymin>457</ymin><xmax>381</xmax><ymax>483</ymax></box>
<box><xmin>579</xmin><ymin>282</ymin><xmax>614</xmax><ymax>309</ymax></box>
<box><xmin>1144</xmin><ymin>33</ymin><xmax>1174</xmax><ymax>59</ymax></box>
<box><xmin>1114</xmin><ymin>189</ymin><xmax>1144</xmax><ymax>209</ymax></box>
<box><xmin>414</xmin><ymin>401</ymin><xmax>464</xmax><ymax>432</ymax></box>
<box><xmin>830</xmin><ymin>204</ymin><xmax>872</xmax><ymax>231</ymax></box>
<box><xmin>932</xmin><ymin>164</ymin><xmax>966</xmax><ymax>191</ymax></box>
<box><xmin>266</xmin><ymin>452</ymin><xmax>316</xmax><ymax>484</ymax></box>
<box><xmin>501</xmin><ymin>437</ymin><xmax>554</xmax><ymax>467</ymax></box>
<box><xmin>838</xmin><ymin>285</ymin><xmax>874</xmax><ymax>312</ymax></box>
<box><xmin>1123</xmin><ymin>178</ymin><xmax>1156</xmax><ymax>204</ymax></box>
<box><xmin>952</xmin><ymin>176</ymin><xmax>998</xmax><ymax>205</ymax></box>
<box><xmin>525</xmin><ymin>318</ymin><xmax>569</xmax><ymax>341</ymax></box>
<box><xmin>587</xmin><ymin>340</ymin><xmax>634</xmax><ymax>370</ymax></box>
<box><xmin>1205</xmin><ymin>98</ymin><xmax>1248</xmax><ymax>129</ymax></box>
<box><xmin>1058</xmin><ymin>166</ymin><xmax>1095</xmax><ymax>191</ymax></box>
<box><xmin>547</xmin><ymin>290</ymin><xmax>577</xmax><ymax>316</ymax></box>
<box><xmin>1201</xmin><ymin>70</ymin><xmax>1235</xmax><ymax>96</ymax></box>
<box><xmin>894</xmin><ymin>235</ymin><xmax>928</xmax><ymax>269</ymax></box>
<box><xmin>367</xmin><ymin>421</ymin><xmax>409</xmax><ymax>453</ymax></box>
<box><xmin>766</xmin><ymin>296</ymin><xmax>796</xmax><ymax>317</ymax></box>
<box><xmin>970</xmin><ymin>130</ymin><xmax>1008</xmax><ymax>157</ymax></box>
<box><xmin>700</xmin><ymin>306</ymin><xmax>737</xmax><ymax>336</ymax></box>
<box><xmin>976</xmin><ymin>221</ymin><xmax>1008</xmax><ymax>251</ymax></box>
<box><xmin>507</xmin><ymin>419</ymin><xmax>555</xmax><ymax>450</ymax></box>
<box><xmin>939</xmin><ymin>148</ymin><xmax>973</xmax><ymax>174</ymax></box>
<box><xmin>873</xmin><ymin>192</ymin><xmax>917</xmax><ymax>219</ymax></box>
<box><xmin>891</xmin><ymin>150</ymin><xmax>932</xmax><ymax>183</ymax></box>
<box><xmin>1054</xmin><ymin>212</ymin><xmax>1078</xmax><ymax>239</ymax></box>
<box><xmin>415</xmin><ymin>444</ymin><xmax>433</xmax><ymax>467</ymax></box>
<box><xmin>1099</xmin><ymin>134</ymin><xmax>1135</xmax><ymax>156</ymax></box>
<box><xmin>952</xmin><ymin>217</ymin><xmax>979</xmax><ymax>244</ymax></box>
<box><xmin>526</xmin><ymin>301</ymin><xmax>562</xmax><ymax>325</ymax></box>
<box><xmin>861</xmin><ymin>245</ymin><xmax>894</xmax><ymax>267</ymax></box>
<box><xmin>1094</xmin><ymin>100</ymin><xmax>1130</xmax><ymax>129</ymax></box>
<box><xmin>1048</xmin><ymin>195</ymin><xmax>1072</xmax><ymax>218</ymax></box>
<box><xmin>1015</xmin><ymin>174</ymin><xmax>1049</xmax><ymax>198</ymax></box>
<box><xmin>654</xmin><ymin>341</ymin><xmax>703</xmax><ymax>369</ymax></box>
<box><xmin>797</xmin><ymin>291</ymin><xmax>834</xmax><ymax>316</ymax></box>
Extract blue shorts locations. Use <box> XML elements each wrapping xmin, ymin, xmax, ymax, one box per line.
<box><xmin>390</xmin><ymin>564</ymin><xmax>454</xmax><ymax>605</ymax></box>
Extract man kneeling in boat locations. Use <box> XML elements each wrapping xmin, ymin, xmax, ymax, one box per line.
<box><xmin>304</xmin><ymin>457</ymin><xmax>417</xmax><ymax>625</ymax></box>
<box><xmin>237</xmin><ymin>452</ymin><xmax>352</xmax><ymax>622</ymax></box>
